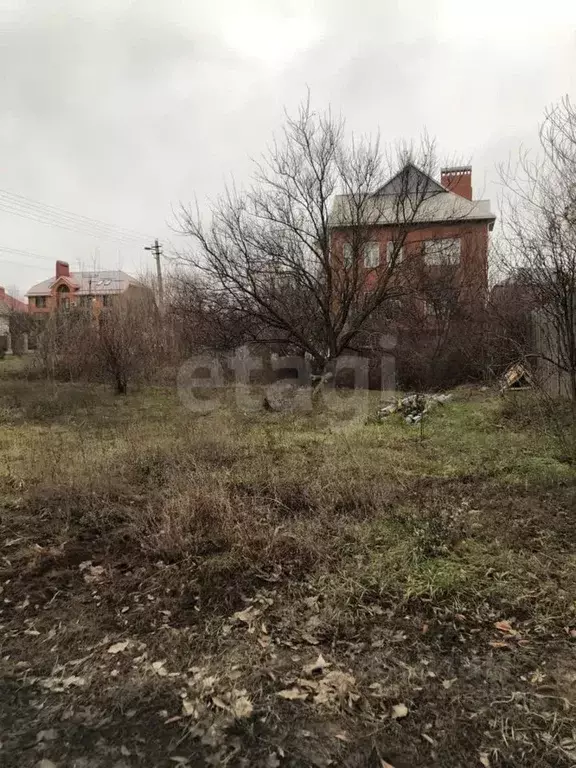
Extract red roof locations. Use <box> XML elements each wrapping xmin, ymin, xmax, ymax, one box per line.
<box><xmin>0</xmin><ymin>287</ymin><xmax>27</xmax><ymax>312</ymax></box>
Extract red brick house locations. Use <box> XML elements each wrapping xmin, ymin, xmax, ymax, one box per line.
<box><xmin>26</xmin><ymin>260</ymin><xmax>146</xmax><ymax>315</ymax></box>
<box><xmin>330</xmin><ymin>164</ymin><xmax>496</xmax><ymax>386</ymax></box>
<box><xmin>330</xmin><ymin>164</ymin><xmax>496</xmax><ymax>311</ymax></box>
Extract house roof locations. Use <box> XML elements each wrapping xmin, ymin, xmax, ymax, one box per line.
<box><xmin>0</xmin><ymin>290</ymin><xmax>27</xmax><ymax>315</ymax></box>
<box><xmin>330</xmin><ymin>163</ymin><xmax>496</xmax><ymax>229</ymax></box>
<box><xmin>375</xmin><ymin>162</ymin><xmax>447</xmax><ymax>197</ymax></box>
<box><xmin>26</xmin><ymin>270</ymin><xmax>142</xmax><ymax>297</ymax></box>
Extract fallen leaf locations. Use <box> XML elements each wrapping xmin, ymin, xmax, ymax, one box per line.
<box><xmin>267</xmin><ymin>754</ymin><xmax>281</xmax><ymax>768</ymax></box>
<box><xmin>313</xmin><ymin>671</ymin><xmax>357</xmax><ymax>708</ymax></box>
<box><xmin>38</xmin><ymin>761</ymin><xmax>58</xmax><ymax>768</ymax></box>
<box><xmin>380</xmin><ymin>761</ymin><xmax>395</xmax><ymax>768</ymax></box>
<box><xmin>479</xmin><ymin>753</ymin><xmax>490</xmax><ymax>767</ymax></box>
<box><xmin>83</xmin><ymin>565</ymin><xmax>105</xmax><ymax>584</ymax></box>
<box><xmin>297</xmin><ymin>677</ymin><xmax>319</xmax><ymax>691</ymax></box>
<box><xmin>494</xmin><ymin>620</ymin><xmax>517</xmax><ymax>635</ymax></box>
<box><xmin>303</xmin><ymin>654</ymin><xmax>329</xmax><ymax>677</ymax></box>
<box><xmin>182</xmin><ymin>698</ymin><xmax>196</xmax><ymax>716</ymax></box>
<box><xmin>40</xmin><ymin>675</ymin><xmax>87</xmax><ymax>691</ymax></box>
<box><xmin>151</xmin><ymin>661</ymin><xmax>168</xmax><ymax>676</ymax></box>
<box><xmin>232</xmin><ymin>606</ymin><xmax>261</xmax><ymax>624</ymax></box>
<box><xmin>391</xmin><ymin>703</ymin><xmax>408</xmax><ymax>719</ymax></box>
<box><xmin>108</xmin><ymin>641</ymin><xmax>129</xmax><ymax>654</ymax></box>
<box><xmin>442</xmin><ymin>678</ymin><xmax>457</xmax><ymax>689</ymax></box>
<box><xmin>530</xmin><ymin>670</ymin><xmax>545</xmax><ymax>684</ymax></box>
<box><xmin>211</xmin><ymin>696</ymin><xmax>228</xmax><ymax>710</ymax></box>
<box><xmin>232</xmin><ymin>696</ymin><xmax>253</xmax><ymax>718</ymax></box>
<box><xmin>489</xmin><ymin>641</ymin><xmax>509</xmax><ymax>649</ymax></box>
<box><xmin>120</xmin><ymin>746</ymin><xmax>131</xmax><ymax>757</ymax></box>
<box><xmin>36</xmin><ymin>729</ymin><xmax>58</xmax><ymax>742</ymax></box>
<box><xmin>277</xmin><ymin>687</ymin><xmax>308</xmax><ymax>700</ymax></box>
<box><xmin>301</xmin><ymin>633</ymin><xmax>320</xmax><ymax>645</ymax></box>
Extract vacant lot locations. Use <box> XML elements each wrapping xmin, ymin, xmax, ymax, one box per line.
<box><xmin>1</xmin><ymin>369</ymin><xmax>575</xmax><ymax>767</ymax></box>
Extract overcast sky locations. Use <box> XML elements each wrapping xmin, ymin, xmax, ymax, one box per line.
<box><xmin>1</xmin><ymin>0</ymin><xmax>575</xmax><ymax>296</ymax></box>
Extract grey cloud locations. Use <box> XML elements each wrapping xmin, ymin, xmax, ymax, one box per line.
<box><xmin>0</xmin><ymin>0</ymin><xmax>575</xmax><ymax>295</ymax></box>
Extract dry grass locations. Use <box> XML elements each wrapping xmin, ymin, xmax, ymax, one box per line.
<box><xmin>1</xmin><ymin>371</ymin><xmax>576</xmax><ymax>767</ymax></box>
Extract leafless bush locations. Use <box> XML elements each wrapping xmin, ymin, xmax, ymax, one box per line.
<box><xmin>35</xmin><ymin>293</ymin><xmax>165</xmax><ymax>393</ymax></box>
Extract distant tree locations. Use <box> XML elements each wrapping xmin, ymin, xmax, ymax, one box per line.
<box><xmin>498</xmin><ymin>96</ymin><xmax>576</xmax><ymax>402</ymax></box>
<box><xmin>97</xmin><ymin>293</ymin><xmax>161</xmax><ymax>394</ymax></box>
<box><xmin>176</xmin><ymin>97</ymin><xmax>446</xmax><ymax>396</ymax></box>
<box><xmin>167</xmin><ymin>269</ymin><xmax>258</xmax><ymax>355</ymax></box>
<box><xmin>36</xmin><ymin>293</ymin><xmax>162</xmax><ymax>394</ymax></box>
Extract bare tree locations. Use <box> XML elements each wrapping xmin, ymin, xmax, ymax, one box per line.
<box><xmin>35</xmin><ymin>293</ymin><xmax>162</xmax><ymax>394</ymax></box>
<box><xmin>36</xmin><ymin>307</ymin><xmax>98</xmax><ymax>381</ymax></box>
<box><xmin>499</xmin><ymin>96</ymin><xmax>576</xmax><ymax>402</ymax></box>
<box><xmin>167</xmin><ymin>269</ymin><xmax>258</xmax><ymax>355</ymax></box>
<box><xmin>176</xmin><ymin>98</ymin><xmax>447</xmax><ymax>393</ymax></box>
<box><xmin>98</xmin><ymin>293</ymin><xmax>161</xmax><ymax>394</ymax></box>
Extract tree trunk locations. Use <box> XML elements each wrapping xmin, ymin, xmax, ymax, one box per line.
<box><xmin>310</xmin><ymin>359</ymin><xmax>331</xmax><ymax>409</ymax></box>
<box><xmin>115</xmin><ymin>374</ymin><xmax>127</xmax><ymax>395</ymax></box>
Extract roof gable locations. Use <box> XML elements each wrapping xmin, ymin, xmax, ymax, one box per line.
<box><xmin>375</xmin><ymin>163</ymin><xmax>446</xmax><ymax>197</ymax></box>
<box><xmin>52</xmin><ymin>276</ymin><xmax>79</xmax><ymax>291</ymax></box>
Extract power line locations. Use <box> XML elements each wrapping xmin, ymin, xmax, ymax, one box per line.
<box><xmin>0</xmin><ymin>197</ymin><xmax>145</xmax><ymax>244</ymax></box>
<box><xmin>0</xmin><ymin>245</ymin><xmax>54</xmax><ymax>263</ymax></box>
<box><xmin>0</xmin><ymin>257</ymin><xmax>51</xmax><ymax>270</ymax></box>
<box><xmin>0</xmin><ymin>201</ymin><xmax>147</xmax><ymax>246</ymax></box>
<box><xmin>0</xmin><ymin>187</ymin><xmax>153</xmax><ymax>242</ymax></box>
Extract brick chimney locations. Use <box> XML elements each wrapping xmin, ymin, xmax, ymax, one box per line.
<box><xmin>56</xmin><ymin>260</ymin><xmax>70</xmax><ymax>278</ymax></box>
<box><xmin>0</xmin><ymin>286</ymin><xmax>5</xmax><ymax>299</ymax></box>
<box><xmin>441</xmin><ymin>166</ymin><xmax>473</xmax><ymax>200</ymax></box>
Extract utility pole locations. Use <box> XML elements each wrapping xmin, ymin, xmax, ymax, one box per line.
<box><xmin>145</xmin><ymin>239</ymin><xmax>164</xmax><ymax>310</ymax></box>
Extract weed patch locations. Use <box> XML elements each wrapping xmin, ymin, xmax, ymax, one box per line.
<box><xmin>0</xmin><ymin>381</ymin><xmax>575</xmax><ymax>766</ymax></box>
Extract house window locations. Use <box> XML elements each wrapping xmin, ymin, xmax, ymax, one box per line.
<box><xmin>363</xmin><ymin>242</ymin><xmax>380</xmax><ymax>268</ymax></box>
<box><xmin>386</xmin><ymin>241</ymin><xmax>405</xmax><ymax>263</ymax></box>
<box><xmin>35</xmin><ymin>296</ymin><xmax>47</xmax><ymax>308</ymax></box>
<box><xmin>423</xmin><ymin>237</ymin><xmax>461</xmax><ymax>266</ymax></box>
<box><xmin>102</xmin><ymin>294</ymin><xmax>113</xmax><ymax>307</ymax></box>
<box><xmin>79</xmin><ymin>295</ymin><xmax>93</xmax><ymax>308</ymax></box>
<box><xmin>342</xmin><ymin>243</ymin><xmax>353</xmax><ymax>268</ymax></box>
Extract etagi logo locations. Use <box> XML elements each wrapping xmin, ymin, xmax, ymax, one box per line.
<box><xmin>177</xmin><ymin>336</ymin><xmax>397</xmax><ymax>420</ymax></box>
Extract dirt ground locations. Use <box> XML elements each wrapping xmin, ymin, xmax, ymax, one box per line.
<box><xmin>1</xmin><ymin>375</ymin><xmax>575</xmax><ymax>767</ymax></box>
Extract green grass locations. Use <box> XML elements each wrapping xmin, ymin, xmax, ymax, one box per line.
<box><xmin>0</xmin><ymin>377</ymin><xmax>575</xmax><ymax>767</ymax></box>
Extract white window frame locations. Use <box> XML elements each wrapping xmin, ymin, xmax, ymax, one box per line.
<box><xmin>423</xmin><ymin>237</ymin><xmax>461</xmax><ymax>266</ymax></box>
<box><xmin>386</xmin><ymin>241</ymin><xmax>405</xmax><ymax>263</ymax></box>
<box><xmin>363</xmin><ymin>241</ymin><xmax>380</xmax><ymax>268</ymax></box>
<box><xmin>342</xmin><ymin>243</ymin><xmax>353</xmax><ymax>268</ymax></box>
